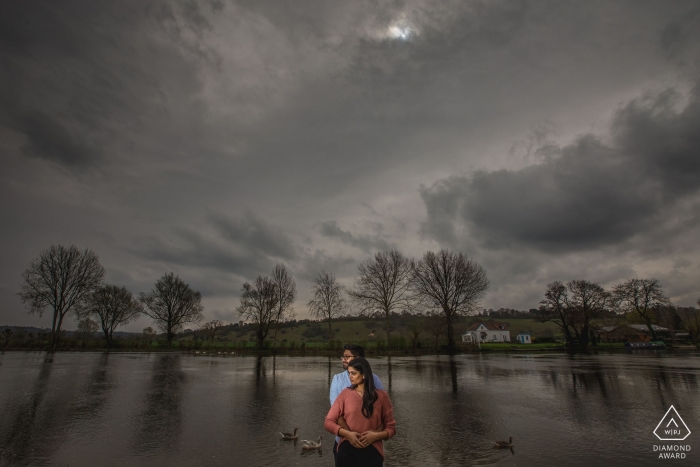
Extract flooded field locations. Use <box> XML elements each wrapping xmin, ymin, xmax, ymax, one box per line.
<box><xmin>0</xmin><ymin>351</ymin><xmax>698</xmax><ymax>466</ymax></box>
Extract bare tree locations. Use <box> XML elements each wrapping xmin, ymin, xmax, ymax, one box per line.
<box><xmin>139</xmin><ymin>272</ymin><xmax>204</xmax><ymax>346</ymax></box>
<box><xmin>76</xmin><ymin>317</ymin><xmax>99</xmax><ymax>339</ymax></box>
<box><xmin>424</xmin><ymin>312</ymin><xmax>444</xmax><ymax>351</ymax></box>
<box><xmin>80</xmin><ymin>285</ymin><xmax>142</xmax><ymax>348</ymax></box>
<box><xmin>236</xmin><ymin>276</ymin><xmax>279</xmax><ymax>351</ymax></box>
<box><xmin>18</xmin><ymin>245</ymin><xmax>105</xmax><ymax>348</ymax></box>
<box><xmin>678</xmin><ymin>300</ymin><xmax>700</xmax><ymax>345</ymax></box>
<box><xmin>308</xmin><ymin>271</ymin><xmax>348</xmax><ymax>347</ymax></box>
<box><xmin>537</xmin><ymin>281</ymin><xmax>576</xmax><ymax>346</ymax></box>
<box><xmin>679</xmin><ymin>308</ymin><xmax>700</xmax><ymax>345</ymax></box>
<box><xmin>142</xmin><ymin>326</ymin><xmax>157</xmax><ymax>345</ymax></box>
<box><xmin>3</xmin><ymin>329</ymin><xmax>13</xmax><ymax>349</ymax></box>
<box><xmin>539</xmin><ymin>280</ymin><xmax>611</xmax><ymax>349</ymax></box>
<box><xmin>407</xmin><ymin>319</ymin><xmax>422</xmax><ymax>351</ymax></box>
<box><xmin>201</xmin><ymin>320</ymin><xmax>226</xmax><ymax>343</ymax></box>
<box><xmin>613</xmin><ymin>278</ymin><xmax>671</xmax><ymax>340</ymax></box>
<box><xmin>410</xmin><ymin>250</ymin><xmax>489</xmax><ymax>353</ymax></box>
<box><xmin>567</xmin><ymin>280</ymin><xmax>611</xmax><ymax>348</ymax></box>
<box><xmin>271</xmin><ymin>264</ymin><xmax>296</xmax><ymax>350</ymax></box>
<box><xmin>348</xmin><ymin>251</ymin><xmax>414</xmax><ymax>349</ymax></box>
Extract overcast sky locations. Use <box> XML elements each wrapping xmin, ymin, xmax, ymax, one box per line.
<box><xmin>2</xmin><ymin>0</ymin><xmax>699</xmax><ymax>332</ymax></box>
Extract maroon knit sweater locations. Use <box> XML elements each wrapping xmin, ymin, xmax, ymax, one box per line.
<box><xmin>324</xmin><ymin>388</ymin><xmax>396</xmax><ymax>458</ymax></box>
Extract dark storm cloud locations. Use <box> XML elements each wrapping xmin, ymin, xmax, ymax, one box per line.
<box><xmin>227</xmin><ymin>0</ymin><xmax>537</xmax><ymax>198</ymax></box>
<box><xmin>210</xmin><ymin>211</ymin><xmax>298</xmax><ymax>261</ymax></box>
<box><xmin>131</xmin><ymin>211</ymin><xmax>297</xmax><ymax>278</ymax></box>
<box><xmin>659</xmin><ymin>6</ymin><xmax>700</xmax><ymax>65</ymax></box>
<box><xmin>297</xmin><ymin>249</ymin><xmax>357</xmax><ymax>282</ymax></box>
<box><xmin>319</xmin><ymin>220</ymin><xmax>395</xmax><ymax>253</ymax></box>
<box><xmin>18</xmin><ymin>111</ymin><xmax>97</xmax><ymax>167</ymax></box>
<box><xmin>0</xmin><ymin>0</ymin><xmax>220</xmax><ymax>170</ymax></box>
<box><xmin>4</xmin><ymin>0</ymin><xmax>700</xmax><ymax>326</ymax></box>
<box><xmin>420</xmin><ymin>84</ymin><xmax>700</xmax><ymax>252</ymax></box>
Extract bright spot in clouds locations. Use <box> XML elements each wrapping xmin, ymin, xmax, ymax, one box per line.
<box><xmin>388</xmin><ymin>24</ymin><xmax>414</xmax><ymax>41</ymax></box>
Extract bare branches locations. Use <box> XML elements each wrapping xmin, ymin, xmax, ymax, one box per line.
<box><xmin>539</xmin><ymin>279</ymin><xmax>611</xmax><ymax>348</ymax></box>
<box><xmin>271</xmin><ymin>264</ymin><xmax>296</xmax><ymax>349</ymax></box>
<box><xmin>348</xmin><ymin>250</ymin><xmax>413</xmax><ymax>347</ymax></box>
<box><xmin>613</xmin><ymin>278</ymin><xmax>670</xmax><ymax>340</ymax></box>
<box><xmin>538</xmin><ymin>281</ymin><xmax>575</xmax><ymax>344</ymax></box>
<box><xmin>678</xmin><ymin>307</ymin><xmax>700</xmax><ymax>345</ymax></box>
<box><xmin>18</xmin><ymin>245</ymin><xmax>105</xmax><ymax>348</ymax></box>
<box><xmin>139</xmin><ymin>272</ymin><xmax>204</xmax><ymax>346</ymax></box>
<box><xmin>272</xmin><ymin>264</ymin><xmax>297</xmax><ymax>319</ymax></box>
<box><xmin>76</xmin><ymin>317</ymin><xmax>99</xmax><ymax>339</ymax></box>
<box><xmin>201</xmin><ymin>319</ymin><xmax>226</xmax><ymax>343</ymax></box>
<box><xmin>236</xmin><ymin>276</ymin><xmax>279</xmax><ymax>351</ymax></box>
<box><xmin>308</xmin><ymin>271</ymin><xmax>348</xmax><ymax>346</ymax></box>
<box><xmin>81</xmin><ymin>284</ymin><xmax>142</xmax><ymax>348</ymax></box>
<box><xmin>411</xmin><ymin>249</ymin><xmax>489</xmax><ymax>353</ymax></box>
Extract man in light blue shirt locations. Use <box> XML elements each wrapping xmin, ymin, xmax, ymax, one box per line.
<box><xmin>329</xmin><ymin>344</ymin><xmax>383</xmax><ymax>465</ymax></box>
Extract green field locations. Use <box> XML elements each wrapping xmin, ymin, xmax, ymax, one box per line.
<box><xmin>3</xmin><ymin>316</ymin><xmax>587</xmax><ymax>352</ymax></box>
<box><xmin>191</xmin><ymin>316</ymin><xmax>566</xmax><ymax>351</ymax></box>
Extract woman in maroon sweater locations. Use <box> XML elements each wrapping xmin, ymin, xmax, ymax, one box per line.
<box><xmin>325</xmin><ymin>357</ymin><xmax>396</xmax><ymax>467</ymax></box>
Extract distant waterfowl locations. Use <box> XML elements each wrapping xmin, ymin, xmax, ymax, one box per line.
<box><xmin>300</xmin><ymin>435</ymin><xmax>322</xmax><ymax>450</ymax></box>
<box><xmin>280</xmin><ymin>427</ymin><xmax>299</xmax><ymax>440</ymax></box>
<box><xmin>493</xmin><ymin>436</ymin><xmax>514</xmax><ymax>448</ymax></box>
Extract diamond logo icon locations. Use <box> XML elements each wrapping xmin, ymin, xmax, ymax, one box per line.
<box><xmin>654</xmin><ymin>406</ymin><xmax>691</xmax><ymax>441</ymax></box>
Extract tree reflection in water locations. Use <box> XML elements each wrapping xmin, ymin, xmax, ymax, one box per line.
<box><xmin>0</xmin><ymin>352</ymin><xmax>699</xmax><ymax>466</ymax></box>
<box><xmin>132</xmin><ymin>354</ymin><xmax>185</xmax><ymax>455</ymax></box>
<box><xmin>0</xmin><ymin>354</ymin><xmax>55</xmax><ymax>466</ymax></box>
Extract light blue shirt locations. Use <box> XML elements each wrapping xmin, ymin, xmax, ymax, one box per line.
<box><xmin>329</xmin><ymin>370</ymin><xmax>384</xmax><ymax>444</ymax></box>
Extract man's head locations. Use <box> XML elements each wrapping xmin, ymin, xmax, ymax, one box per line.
<box><xmin>341</xmin><ymin>344</ymin><xmax>365</xmax><ymax>370</ymax></box>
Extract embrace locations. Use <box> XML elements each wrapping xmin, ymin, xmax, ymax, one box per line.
<box><xmin>325</xmin><ymin>346</ymin><xmax>396</xmax><ymax>467</ymax></box>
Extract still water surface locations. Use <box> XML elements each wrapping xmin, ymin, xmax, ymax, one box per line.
<box><xmin>0</xmin><ymin>351</ymin><xmax>698</xmax><ymax>466</ymax></box>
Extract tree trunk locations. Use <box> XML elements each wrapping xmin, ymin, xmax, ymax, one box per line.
<box><xmin>385</xmin><ymin>312</ymin><xmax>391</xmax><ymax>351</ymax></box>
<box><xmin>446</xmin><ymin>318</ymin><xmax>456</xmax><ymax>354</ymax></box>
<box><xmin>644</xmin><ymin>315</ymin><xmax>658</xmax><ymax>340</ymax></box>
<box><xmin>257</xmin><ymin>330</ymin><xmax>264</xmax><ymax>351</ymax></box>
<box><xmin>580</xmin><ymin>325</ymin><xmax>589</xmax><ymax>350</ymax></box>
<box><xmin>563</xmin><ymin>326</ymin><xmax>575</xmax><ymax>347</ymax></box>
<box><xmin>54</xmin><ymin>312</ymin><xmax>66</xmax><ymax>349</ymax></box>
<box><xmin>50</xmin><ymin>309</ymin><xmax>59</xmax><ymax>348</ymax></box>
<box><xmin>272</xmin><ymin>322</ymin><xmax>280</xmax><ymax>350</ymax></box>
<box><xmin>327</xmin><ymin>319</ymin><xmax>333</xmax><ymax>349</ymax></box>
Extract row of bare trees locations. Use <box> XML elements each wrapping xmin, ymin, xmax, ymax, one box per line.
<box><xmin>300</xmin><ymin>249</ymin><xmax>489</xmax><ymax>353</ymax></box>
<box><xmin>20</xmin><ymin>245</ymin><xmax>491</xmax><ymax>353</ymax></box>
<box><xmin>537</xmin><ymin>278</ymin><xmax>700</xmax><ymax>349</ymax></box>
<box><xmin>18</xmin><ymin>245</ymin><xmax>205</xmax><ymax>348</ymax></box>
<box><xmin>234</xmin><ymin>249</ymin><xmax>489</xmax><ymax>353</ymax></box>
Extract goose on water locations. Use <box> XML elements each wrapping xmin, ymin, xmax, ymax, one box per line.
<box><xmin>280</xmin><ymin>427</ymin><xmax>299</xmax><ymax>440</ymax></box>
<box><xmin>300</xmin><ymin>435</ymin><xmax>322</xmax><ymax>450</ymax></box>
<box><xmin>492</xmin><ymin>436</ymin><xmax>514</xmax><ymax>448</ymax></box>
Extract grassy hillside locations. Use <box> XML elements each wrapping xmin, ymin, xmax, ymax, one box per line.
<box><xmin>185</xmin><ymin>315</ymin><xmax>564</xmax><ymax>350</ymax></box>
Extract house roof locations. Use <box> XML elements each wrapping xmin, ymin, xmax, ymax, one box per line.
<box><xmin>466</xmin><ymin>321</ymin><xmax>509</xmax><ymax>332</ymax></box>
<box><xmin>600</xmin><ymin>324</ymin><xmax>669</xmax><ymax>334</ymax></box>
<box><xmin>628</xmin><ymin>324</ymin><xmax>669</xmax><ymax>332</ymax></box>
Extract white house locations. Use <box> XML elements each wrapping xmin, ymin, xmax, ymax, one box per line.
<box><xmin>516</xmin><ymin>332</ymin><xmax>532</xmax><ymax>344</ymax></box>
<box><xmin>462</xmin><ymin>321</ymin><xmax>511</xmax><ymax>343</ymax></box>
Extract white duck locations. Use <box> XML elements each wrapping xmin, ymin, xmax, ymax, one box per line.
<box><xmin>300</xmin><ymin>435</ymin><xmax>322</xmax><ymax>451</ymax></box>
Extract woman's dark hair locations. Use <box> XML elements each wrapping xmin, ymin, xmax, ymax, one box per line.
<box><xmin>348</xmin><ymin>357</ymin><xmax>378</xmax><ymax>418</ymax></box>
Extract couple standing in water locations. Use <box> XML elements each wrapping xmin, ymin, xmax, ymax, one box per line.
<box><xmin>325</xmin><ymin>344</ymin><xmax>396</xmax><ymax>467</ymax></box>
